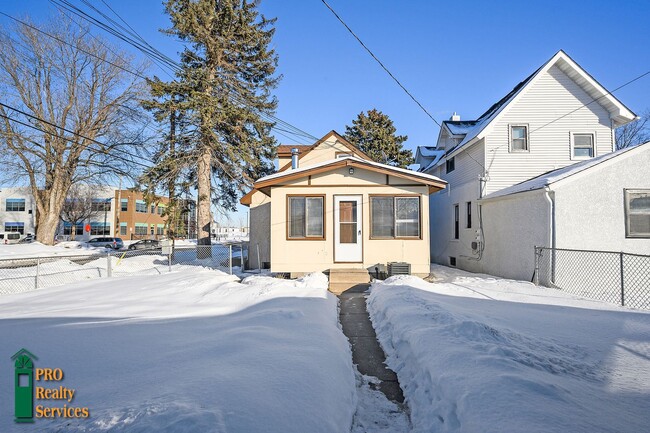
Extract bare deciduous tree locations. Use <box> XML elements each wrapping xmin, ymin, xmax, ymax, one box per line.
<box><xmin>0</xmin><ymin>14</ymin><xmax>147</xmax><ymax>244</ymax></box>
<box><xmin>616</xmin><ymin>109</ymin><xmax>650</xmax><ymax>149</ymax></box>
<box><xmin>59</xmin><ymin>184</ymin><xmax>96</xmax><ymax>241</ymax></box>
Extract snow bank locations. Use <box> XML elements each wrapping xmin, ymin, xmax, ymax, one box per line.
<box><xmin>368</xmin><ymin>266</ymin><xmax>650</xmax><ymax>433</ymax></box>
<box><xmin>0</xmin><ymin>242</ymin><xmax>101</xmax><ymax>259</ymax></box>
<box><xmin>0</xmin><ymin>270</ymin><xmax>356</xmax><ymax>432</ymax></box>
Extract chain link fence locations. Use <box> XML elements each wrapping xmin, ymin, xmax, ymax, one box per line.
<box><xmin>0</xmin><ymin>243</ymin><xmax>248</xmax><ymax>296</ymax></box>
<box><xmin>534</xmin><ymin>247</ymin><xmax>650</xmax><ymax>310</ymax></box>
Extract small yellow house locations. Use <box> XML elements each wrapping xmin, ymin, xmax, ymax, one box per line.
<box><xmin>241</xmin><ymin>131</ymin><xmax>446</xmax><ymax>282</ymax></box>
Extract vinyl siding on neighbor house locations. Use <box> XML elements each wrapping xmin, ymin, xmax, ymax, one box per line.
<box><xmin>484</xmin><ymin>65</ymin><xmax>614</xmax><ymax>195</ymax></box>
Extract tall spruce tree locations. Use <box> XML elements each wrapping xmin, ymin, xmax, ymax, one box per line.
<box><xmin>344</xmin><ymin>109</ymin><xmax>413</xmax><ymax>168</ymax></box>
<box><xmin>160</xmin><ymin>0</ymin><xmax>279</xmax><ymax>249</ymax></box>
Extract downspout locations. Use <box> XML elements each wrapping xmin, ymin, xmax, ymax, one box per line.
<box><xmin>543</xmin><ymin>186</ymin><xmax>556</xmax><ymax>283</ymax></box>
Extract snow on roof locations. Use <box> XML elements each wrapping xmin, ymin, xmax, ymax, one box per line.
<box><xmin>256</xmin><ymin>156</ymin><xmax>446</xmax><ymax>185</ymax></box>
<box><xmin>444</xmin><ymin>120</ymin><xmax>479</xmax><ymax>136</ymax></box>
<box><xmin>419</xmin><ymin>151</ymin><xmax>445</xmax><ymax>173</ymax></box>
<box><xmin>417</xmin><ymin>146</ymin><xmax>443</xmax><ymax>157</ymax></box>
<box><xmin>482</xmin><ymin>143</ymin><xmax>649</xmax><ymax>200</ymax></box>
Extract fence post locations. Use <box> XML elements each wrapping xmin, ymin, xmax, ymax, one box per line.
<box><xmin>240</xmin><ymin>244</ymin><xmax>245</xmax><ymax>271</ymax></box>
<box><xmin>168</xmin><ymin>250</ymin><xmax>172</xmax><ymax>273</ymax></box>
<box><xmin>35</xmin><ymin>258</ymin><xmax>40</xmax><ymax>289</ymax></box>
<box><xmin>620</xmin><ymin>252</ymin><xmax>625</xmax><ymax>307</ymax></box>
<box><xmin>229</xmin><ymin>244</ymin><xmax>233</xmax><ymax>275</ymax></box>
<box><xmin>533</xmin><ymin>246</ymin><xmax>540</xmax><ymax>285</ymax></box>
<box><xmin>107</xmin><ymin>252</ymin><xmax>112</xmax><ymax>278</ymax></box>
<box><xmin>257</xmin><ymin>243</ymin><xmax>261</xmax><ymax>274</ymax></box>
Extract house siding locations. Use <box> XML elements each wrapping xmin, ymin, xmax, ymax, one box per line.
<box><xmin>248</xmin><ymin>190</ymin><xmax>271</xmax><ymax>269</ymax></box>
<box><xmin>484</xmin><ymin>65</ymin><xmax>614</xmax><ymax>194</ymax></box>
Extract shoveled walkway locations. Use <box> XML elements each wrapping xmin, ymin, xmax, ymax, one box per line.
<box><xmin>338</xmin><ymin>284</ymin><xmax>404</xmax><ymax>403</ymax></box>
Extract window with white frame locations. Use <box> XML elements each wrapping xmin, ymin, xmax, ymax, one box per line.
<box><xmin>572</xmin><ymin>133</ymin><xmax>594</xmax><ymax>159</ymax></box>
<box><xmin>510</xmin><ymin>125</ymin><xmax>528</xmax><ymax>152</ymax></box>
<box><xmin>625</xmin><ymin>189</ymin><xmax>650</xmax><ymax>238</ymax></box>
<box><xmin>370</xmin><ymin>196</ymin><xmax>420</xmax><ymax>238</ymax></box>
<box><xmin>287</xmin><ymin>196</ymin><xmax>324</xmax><ymax>239</ymax></box>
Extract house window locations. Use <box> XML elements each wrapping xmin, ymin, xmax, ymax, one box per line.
<box><xmin>510</xmin><ymin>125</ymin><xmax>529</xmax><ymax>152</ymax></box>
<box><xmin>572</xmin><ymin>133</ymin><xmax>594</xmax><ymax>159</ymax></box>
<box><xmin>135</xmin><ymin>200</ymin><xmax>147</xmax><ymax>213</ymax></box>
<box><xmin>287</xmin><ymin>196</ymin><xmax>324</xmax><ymax>239</ymax></box>
<box><xmin>370</xmin><ymin>196</ymin><xmax>420</xmax><ymax>238</ymax></box>
<box><xmin>121</xmin><ymin>199</ymin><xmax>128</xmax><ymax>211</ymax></box>
<box><xmin>625</xmin><ymin>189</ymin><xmax>650</xmax><ymax>238</ymax></box>
<box><xmin>446</xmin><ymin>157</ymin><xmax>455</xmax><ymax>173</ymax></box>
<box><xmin>454</xmin><ymin>204</ymin><xmax>459</xmax><ymax>239</ymax></box>
<box><xmin>5</xmin><ymin>198</ymin><xmax>25</xmax><ymax>212</ymax></box>
<box><xmin>5</xmin><ymin>222</ymin><xmax>24</xmax><ymax>234</ymax></box>
<box><xmin>466</xmin><ymin>202</ymin><xmax>472</xmax><ymax>229</ymax></box>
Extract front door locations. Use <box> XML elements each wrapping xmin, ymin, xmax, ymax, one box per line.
<box><xmin>334</xmin><ymin>195</ymin><xmax>362</xmax><ymax>262</ymax></box>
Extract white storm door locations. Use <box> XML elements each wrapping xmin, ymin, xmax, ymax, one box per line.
<box><xmin>334</xmin><ymin>195</ymin><xmax>363</xmax><ymax>262</ymax></box>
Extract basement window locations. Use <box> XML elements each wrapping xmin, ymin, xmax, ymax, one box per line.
<box><xmin>449</xmin><ymin>256</ymin><xmax>457</xmax><ymax>267</ymax></box>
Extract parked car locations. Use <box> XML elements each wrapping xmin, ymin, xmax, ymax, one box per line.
<box><xmin>18</xmin><ymin>234</ymin><xmax>34</xmax><ymax>244</ymax></box>
<box><xmin>128</xmin><ymin>239</ymin><xmax>161</xmax><ymax>251</ymax></box>
<box><xmin>87</xmin><ymin>237</ymin><xmax>124</xmax><ymax>250</ymax></box>
<box><xmin>0</xmin><ymin>232</ymin><xmax>22</xmax><ymax>244</ymax></box>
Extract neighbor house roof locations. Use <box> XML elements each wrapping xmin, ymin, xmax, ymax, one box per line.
<box><xmin>254</xmin><ymin>156</ymin><xmax>446</xmax><ymax>196</ymax></box>
<box><xmin>276</xmin><ymin>144</ymin><xmax>310</xmax><ymax>157</ymax></box>
<box><xmin>443</xmin><ymin>50</ymin><xmax>637</xmax><ymax>159</ymax></box>
<box><xmin>481</xmin><ymin>141</ymin><xmax>650</xmax><ymax>200</ymax></box>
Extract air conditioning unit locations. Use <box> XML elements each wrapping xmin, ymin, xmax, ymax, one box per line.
<box><xmin>388</xmin><ymin>262</ymin><xmax>411</xmax><ymax>276</ymax></box>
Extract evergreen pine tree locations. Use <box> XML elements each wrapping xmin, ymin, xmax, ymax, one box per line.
<box><xmin>344</xmin><ymin>109</ymin><xmax>413</xmax><ymax>168</ymax></box>
<box><xmin>159</xmin><ymin>0</ymin><xmax>280</xmax><ymax>249</ymax></box>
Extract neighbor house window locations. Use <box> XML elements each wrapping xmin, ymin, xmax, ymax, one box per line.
<box><xmin>135</xmin><ymin>200</ymin><xmax>147</xmax><ymax>213</ymax></box>
<box><xmin>287</xmin><ymin>196</ymin><xmax>324</xmax><ymax>239</ymax></box>
<box><xmin>625</xmin><ymin>189</ymin><xmax>650</xmax><ymax>238</ymax></box>
<box><xmin>572</xmin><ymin>133</ymin><xmax>594</xmax><ymax>159</ymax></box>
<box><xmin>454</xmin><ymin>204</ymin><xmax>459</xmax><ymax>239</ymax></box>
<box><xmin>466</xmin><ymin>202</ymin><xmax>472</xmax><ymax>229</ymax></box>
<box><xmin>446</xmin><ymin>157</ymin><xmax>455</xmax><ymax>173</ymax></box>
<box><xmin>370</xmin><ymin>196</ymin><xmax>420</xmax><ymax>239</ymax></box>
<box><xmin>5</xmin><ymin>222</ymin><xmax>24</xmax><ymax>234</ymax></box>
<box><xmin>121</xmin><ymin>199</ymin><xmax>128</xmax><ymax>211</ymax></box>
<box><xmin>5</xmin><ymin>198</ymin><xmax>25</xmax><ymax>212</ymax></box>
<box><xmin>510</xmin><ymin>125</ymin><xmax>529</xmax><ymax>152</ymax></box>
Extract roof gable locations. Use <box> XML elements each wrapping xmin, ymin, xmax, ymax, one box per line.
<box><xmin>445</xmin><ymin>50</ymin><xmax>637</xmax><ymax>158</ymax></box>
<box><xmin>277</xmin><ymin>130</ymin><xmax>371</xmax><ymax>172</ymax></box>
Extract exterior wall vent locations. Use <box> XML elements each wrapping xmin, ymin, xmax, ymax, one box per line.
<box><xmin>388</xmin><ymin>262</ymin><xmax>411</xmax><ymax>276</ymax></box>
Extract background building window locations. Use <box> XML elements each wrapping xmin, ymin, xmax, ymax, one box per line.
<box><xmin>135</xmin><ymin>200</ymin><xmax>147</xmax><ymax>213</ymax></box>
<box><xmin>90</xmin><ymin>222</ymin><xmax>110</xmax><ymax>236</ymax></box>
<box><xmin>454</xmin><ymin>204</ymin><xmax>459</xmax><ymax>239</ymax></box>
<box><xmin>4</xmin><ymin>222</ymin><xmax>24</xmax><ymax>234</ymax></box>
<box><xmin>91</xmin><ymin>199</ymin><xmax>111</xmax><ymax>212</ymax></box>
<box><xmin>5</xmin><ymin>198</ymin><xmax>25</xmax><ymax>212</ymax></box>
<box><xmin>288</xmin><ymin>196</ymin><xmax>324</xmax><ymax>239</ymax></box>
<box><xmin>572</xmin><ymin>133</ymin><xmax>594</xmax><ymax>159</ymax></box>
<box><xmin>625</xmin><ymin>189</ymin><xmax>650</xmax><ymax>238</ymax></box>
<box><xmin>135</xmin><ymin>223</ymin><xmax>148</xmax><ymax>236</ymax></box>
<box><xmin>121</xmin><ymin>199</ymin><xmax>128</xmax><ymax>211</ymax></box>
<box><xmin>120</xmin><ymin>222</ymin><xmax>127</xmax><ymax>236</ymax></box>
<box><xmin>370</xmin><ymin>196</ymin><xmax>420</xmax><ymax>238</ymax></box>
<box><xmin>510</xmin><ymin>125</ymin><xmax>528</xmax><ymax>151</ymax></box>
<box><xmin>156</xmin><ymin>224</ymin><xmax>165</xmax><ymax>235</ymax></box>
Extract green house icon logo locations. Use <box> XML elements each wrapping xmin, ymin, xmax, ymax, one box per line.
<box><xmin>11</xmin><ymin>349</ymin><xmax>38</xmax><ymax>423</ymax></box>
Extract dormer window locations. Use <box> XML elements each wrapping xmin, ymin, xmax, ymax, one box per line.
<box><xmin>510</xmin><ymin>125</ymin><xmax>529</xmax><ymax>152</ymax></box>
<box><xmin>571</xmin><ymin>133</ymin><xmax>595</xmax><ymax>160</ymax></box>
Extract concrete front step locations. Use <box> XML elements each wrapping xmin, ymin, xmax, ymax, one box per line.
<box><xmin>329</xmin><ymin>268</ymin><xmax>371</xmax><ymax>294</ymax></box>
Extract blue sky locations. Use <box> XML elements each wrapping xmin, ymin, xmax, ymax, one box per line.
<box><xmin>2</xmin><ymin>0</ymin><xmax>650</xmax><ymax>222</ymax></box>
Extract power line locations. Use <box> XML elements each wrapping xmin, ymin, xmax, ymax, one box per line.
<box><xmin>320</xmin><ymin>0</ymin><xmax>442</xmax><ymax>128</ymax></box>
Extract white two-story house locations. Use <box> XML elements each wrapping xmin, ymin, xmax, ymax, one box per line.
<box><xmin>417</xmin><ymin>50</ymin><xmax>647</xmax><ymax>281</ymax></box>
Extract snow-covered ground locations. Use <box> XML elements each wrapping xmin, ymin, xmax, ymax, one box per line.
<box><xmin>368</xmin><ymin>264</ymin><xmax>650</xmax><ymax>433</ymax></box>
<box><xmin>0</xmin><ymin>270</ymin><xmax>356</xmax><ymax>432</ymax></box>
<box><xmin>0</xmin><ymin>242</ymin><xmax>103</xmax><ymax>259</ymax></box>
